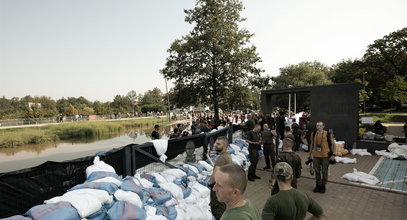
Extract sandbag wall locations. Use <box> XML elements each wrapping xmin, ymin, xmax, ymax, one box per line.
<box><xmin>0</xmin><ymin>127</ymin><xmax>237</xmax><ymax>218</ymax></box>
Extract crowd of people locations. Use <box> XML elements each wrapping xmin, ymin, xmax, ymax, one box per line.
<box><xmin>149</xmin><ymin>109</ymin><xmax>338</xmax><ymax>219</ymax></box>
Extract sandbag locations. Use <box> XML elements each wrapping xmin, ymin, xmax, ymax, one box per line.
<box><xmin>106</xmin><ymin>201</ymin><xmax>146</xmax><ymax>220</ymax></box>
<box><xmin>26</xmin><ymin>202</ymin><xmax>80</xmax><ymax>220</ymax></box>
<box><xmin>0</xmin><ymin>216</ymin><xmax>32</xmax><ymax>220</ymax></box>
<box><xmin>114</xmin><ymin>189</ymin><xmax>143</xmax><ymax>208</ymax></box>
<box><xmin>85</xmin><ymin>157</ymin><xmax>116</xmax><ymax>178</ymax></box>
<box><xmin>156</xmin><ymin>205</ymin><xmax>177</xmax><ymax>220</ymax></box>
<box><xmin>86</xmin><ymin>171</ymin><xmax>121</xmax><ymax>182</ymax></box>
<box><xmin>120</xmin><ymin>176</ymin><xmax>146</xmax><ymax>200</ymax></box>
<box><xmin>69</xmin><ymin>182</ymin><xmax>118</xmax><ymax>195</ymax></box>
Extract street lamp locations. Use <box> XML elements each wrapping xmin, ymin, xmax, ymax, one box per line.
<box><xmin>288</xmin><ymin>85</ymin><xmax>292</xmax><ymax>118</ymax></box>
<box><xmin>165</xmin><ymin>78</ymin><xmax>171</xmax><ymax>122</ymax></box>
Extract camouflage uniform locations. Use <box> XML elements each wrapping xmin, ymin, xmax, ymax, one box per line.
<box><xmin>271</xmin><ymin>152</ymin><xmax>302</xmax><ymax>195</ymax></box>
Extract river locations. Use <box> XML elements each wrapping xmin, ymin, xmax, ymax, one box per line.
<box><xmin>0</xmin><ymin>124</ymin><xmax>182</xmax><ymax>173</ymax></box>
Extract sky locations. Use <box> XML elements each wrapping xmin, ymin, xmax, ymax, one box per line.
<box><xmin>1</xmin><ymin>0</ymin><xmax>406</xmax><ymax>102</ymax></box>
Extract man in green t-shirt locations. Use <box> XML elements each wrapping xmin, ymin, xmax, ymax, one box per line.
<box><xmin>262</xmin><ymin>162</ymin><xmax>326</xmax><ymax>220</ymax></box>
<box><xmin>209</xmin><ymin>136</ymin><xmax>233</xmax><ymax>220</ymax></box>
<box><xmin>213</xmin><ymin>164</ymin><xmax>261</xmax><ymax>220</ymax></box>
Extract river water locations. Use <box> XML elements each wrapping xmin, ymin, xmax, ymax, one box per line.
<box><xmin>0</xmin><ymin>124</ymin><xmax>179</xmax><ymax>173</ymax></box>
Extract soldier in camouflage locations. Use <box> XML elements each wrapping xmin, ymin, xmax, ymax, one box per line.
<box><xmin>270</xmin><ymin>138</ymin><xmax>302</xmax><ymax>195</ymax></box>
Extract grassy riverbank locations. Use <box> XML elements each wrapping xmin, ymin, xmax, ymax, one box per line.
<box><xmin>0</xmin><ymin>117</ymin><xmax>171</xmax><ymax>148</ymax></box>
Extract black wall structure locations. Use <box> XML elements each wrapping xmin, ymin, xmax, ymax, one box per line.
<box><xmin>261</xmin><ymin>83</ymin><xmax>362</xmax><ymax>149</ymax></box>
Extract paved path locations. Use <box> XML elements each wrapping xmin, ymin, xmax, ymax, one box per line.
<box><xmin>245</xmin><ymin>151</ymin><xmax>407</xmax><ymax>219</ymax></box>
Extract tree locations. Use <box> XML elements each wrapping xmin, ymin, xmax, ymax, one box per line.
<box><xmin>272</xmin><ymin>61</ymin><xmax>332</xmax><ymax>89</ymax></box>
<box><xmin>65</xmin><ymin>104</ymin><xmax>78</xmax><ymax>116</ymax></box>
<box><xmin>161</xmin><ymin>0</ymin><xmax>263</xmax><ymax>124</ymax></box>
<box><xmin>363</xmin><ymin>27</ymin><xmax>407</xmax><ymax>104</ymax></box>
<box><xmin>127</xmin><ymin>90</ymin><xmax>138</xmax><ymax>116</ymax></box>
<box><xmin>330</xmin><ymin>59</ymin><xmax>370</xmax><ymax>106</ymax></box>
<box><xmin>111</xmin><ymin>95</ymin><xmax>132</xmax><ymax>114</ymax></box>
<box><xmin>381</xmin><ymin>75</ymin><xmax>407</xmax><ymax>112</ymax></box>
<box><xmin>141</xmin><ymin>88</ymin><xmax>166</xmax><ymax>113</ymax></box>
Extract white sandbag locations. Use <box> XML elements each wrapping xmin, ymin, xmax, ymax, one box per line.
<box><xmin>175</xmin><ymin>205</ymin><xmax>188</xmax><ymax>220</ymax></box>
<box><xmin>389</xmin><ymin>143</ymin><xmax>407</xmax><ymax>159</ymax></box>
<box><xmin>182</xmin><ymin>193</ymin><xmax>197</xmax><ymax>204</ymax></box>
<box><xmin>161</xmin><ymin>168</ymin><xmax>187</xmax><ymax>179</ymax></box>
<box><xmin>160</xmin><ymin>173</ymin><xmax>177</xmax><ymax>183</ymax></box>
<box><xmin>350</xmin><ymin>149</ymin><xmax>371</xmax><ymax>156</ymax></box>
<box><xmin>145</xmin><ymin>205</ymin><xmax>168</xmax><ymax>220</ymax></box>
<box><xmin>335</xmin><ymin>156</ymin><xmax>357</xmax><ymax>164</ymax></box>
<box><xmin>133</xmin><ymin>174</ymin><xmax>155</xmax><ymax>188</ymax></box>
<box><xmin>85</xmin><ymin>156</ymin><xmax>116</xmax><ymax>178</ymax></box>
<box><xmin>183</xmin><ymin>164</ymin><xmax>199</xmax><ymax>174</ymax></box>
<box><xmin>191</xmin><ymin>182</ymin><xmax>210</xmax><ymax>199</ymax></box>
<box><xmin>229</xmin><ymin>144</ymin><xmax>241</xmax><ymax>152</ymax></box>
<box><xmin>151</xmin><ymin>173</ymin><xmax>168</xmax><ymax>184</ymax></box>
<box><xmin>375</xmin><ymin>150</ymin><xmax>399</xmax><ymax>159</ymax></box>
<box><xmin>114</xmin><ymin>189</ymin><xmax>143</xmax><ymax>208</ymax></box>
<box><xmin>231</xmin><ymin>154</ymin><xmax>244</xmax><ymax>166</ymax></box>
<box><xmin>164</xmin><ymin>197</ymin><xmax>178</xmax><ymax>207</ymax></box>
<box><xmin>152</xmin><ymin>139</ymin><xmax>169</xmax><ymax>162</ymax></box>
<box><xmin>45</xmin><ymin>189</ymin><xmax>107</xmax><ymax>218</ymax></box>
<box><xmin>91</xmin><ymin>176</ymin><xmax>122</xmax><ymax>187</ymax></box>
<box><xmin>159</xmin><ymin>182</ymin><xmax>184</xmax><ymax>201</ymax></box>
<box><xmin>342</xmin><ymin>168</ymin><xmax>379</xmax><ymax>185</ymax></box>
<box><xmin>198</xmin><ymin>161</ymin><xmax>213</xmax><ymax>171</ymax></box>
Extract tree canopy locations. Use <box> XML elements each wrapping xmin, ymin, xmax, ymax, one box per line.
<box><xmin>272</xmin><ymin>61</ymin><xmax>332</xmax><ymax>89</ymax></box>
<box><xmin>161</xmin><ymin>0</ymin><xmax>264</xmax><ymax>122</ymax></box>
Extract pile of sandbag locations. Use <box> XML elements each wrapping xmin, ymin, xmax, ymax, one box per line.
<box><xmin>375</xmin><ymin>143</ymin><xmax>407</xmax><ymax>160</ymax></box>
<box><xmin>333</xmin><ymin>141</ymin><xmax>349</xmax><ymax>156</ymax></box>
<box><xmin>342</xmin><ymin>168</ymin><xmax>380</xmax><ymax>185</ymax></box>
<box><xmin>3</xmin><ymin>156</ymin><xmax>215</xmax><ymax>220</ymax></box>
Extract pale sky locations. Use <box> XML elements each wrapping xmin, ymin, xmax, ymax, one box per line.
<box><xmin>1</xmin><ymin>0</ymin><xmax>406</xmax><ymax>102</ymax></box>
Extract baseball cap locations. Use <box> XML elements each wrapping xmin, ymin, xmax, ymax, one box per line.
<box><xmin>273</xmin><ymin>162</ymin><xmax>293</xmax><ymax>178</ymax></box>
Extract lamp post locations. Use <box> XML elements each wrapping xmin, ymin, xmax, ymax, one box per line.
<box><xmin>363</xmin><ymin>71</ymin><xmax>366</xmax><ymax>114</ymax></box>
<box><xmin>165</xmin><ymin>78</ymin><xmax>171</xmax><ymax>122</ymax></box>
<box><xmin>288</xmin><ymin>85</ymin><xmax>292</xmax><ymax>118</ymax></box>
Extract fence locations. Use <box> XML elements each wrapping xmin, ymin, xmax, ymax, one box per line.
<box><xmin>0</xmin><ymin>126</ymin><xmax>243</xmax><ymax>218</ymax></box>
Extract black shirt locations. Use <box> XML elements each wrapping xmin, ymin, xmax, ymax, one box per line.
<box><xmin>151</xmin><ymin>130</ymin><xmax>160</xmax><ymax>140</ymax></box>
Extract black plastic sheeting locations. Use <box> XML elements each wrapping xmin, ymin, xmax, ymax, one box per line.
<box><xmin>0</xmin><ymin>126</ymin><xmax>243</xmax><ymax>218</ymax></box>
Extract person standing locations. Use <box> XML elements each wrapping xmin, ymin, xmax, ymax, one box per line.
<box><xmin>262</xmin><ymin>162</ymin><xmax>325</xmax><ymax>220</ymax></box>
<box><xmin>271</xmin><ymin>138</ymin><xmax>302</xmax><ymax>195</ymax></box>
<box><xmin>262</xmin><ymin>123</ymin><xmax>277</xmax><ymax>170</ymax></box>
<box><xmin>246</xmin><ymin>124</ymin><xmax>262</xmax><ymax>181</ymax></box>
<box><xmin>209</xmin><ymin>136</ymin><xmax>233</xmax><ymax>220</ymax></box>
<box><xmin>151</xmin><ymin>124</ymin><xmax>160</xmax><ymax>140</ymax></box>
<box><xmin>213</xmin><ymin>164</ymin><xmax>261</xmax><ymax>220</ymax></box>
<box><xmin>308</xmin><ymin>121</ymin><xmax>335</xmax><ymax>193</ymax></box>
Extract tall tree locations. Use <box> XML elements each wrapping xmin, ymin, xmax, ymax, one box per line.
<box><xmin>272</xmin><ymin>61</ymin><xmax>331</xmax><ymax>89</ymax></box>
<box><xmin>161</xmin><ymin>0</ymin><xmax>263</xmax><ymax>124</ymax></box>
<box><xmin>363</xmin><ymin>27</ymin><xmax>407</xmax><ymax>105</ymax></box>
<box><xmin>381</xmin><ymin>75</ymin><xmax>407</xmax><ymax>111</ymax></box>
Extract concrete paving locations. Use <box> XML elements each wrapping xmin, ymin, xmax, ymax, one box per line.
<box><xmin>244</xmin><ymin>151</ymin><xmax>407</xmax><ymax>219</ymax></box>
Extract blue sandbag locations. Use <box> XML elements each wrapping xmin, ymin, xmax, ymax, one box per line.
<box><xmin>86</xmin><ymin>207</ymin><xmax>107</xmax><ymax>220</ymax></box>
<box><xmin>0</xmin><ymin>215</ymin><xmax>32</xmax><ymax>220</ymax></box>
<box><xmin>227</xmin><ymin>147</ymin><xmax>235</xmax><ymax>155</ymax></box>
<box><xmin>143</xmin><ymin>187</ymin><xmax>172</xmax><ymax>206</ymax></box>
<box><xmin>87</xmin><ymin>171</ymin><xmax>121</xmax><ymax>182</ymax></box>
<box><xmin>156</xmin><ymin>205</ymin><xmax>177</xmax><ymax>220</ymax></box>
<box><xmin>177</xmin><ymin>166</ymin><xmax>198</xmax><ymax>178</ymax></box>
<box><xmin>141</xmin><ymin>174</ymin><xmax>158</xmax><ymax>187</ymax></box>
<box><xmin>188</xmin><ymin>162</ymin><xmax>207</xmax><ymax>172</ymax></box>
<box><xmin>69</xmin><ymin>182</ymin><xmax>118</xmax><ymax>195</ymax></box>
<box><xmin>26</xmin><ymin>202</ymin><xmax>81</xmax><ymax>220</ymax></box>
<box><xmin>107</xmin><ymin>201</ymin><xmax>146</xmax><ymax>220</ymax></box>
<box><xmin>120</xmin><ymin>176</ymin><xmax>148</xmax><ymax>201</ymax></box>
<box><xmin>173</xmin><ymin>179</ymin><xmax>191</xmax><ymax>199</ymax></box>
<box><xmin>198</xmin><ymin>176</ymin><xmax>211</xmax><ymax>187</ymax></box>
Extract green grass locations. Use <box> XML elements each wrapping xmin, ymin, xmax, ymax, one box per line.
<box><xmin>0</xmin><ymin>117</ymin><xmax>172</xmax><ymax>148</ymax></box>
<box><xmin>359</xmin><ymin>113</ymin><xmax>400</xmax><ymax>123</ymax></box>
